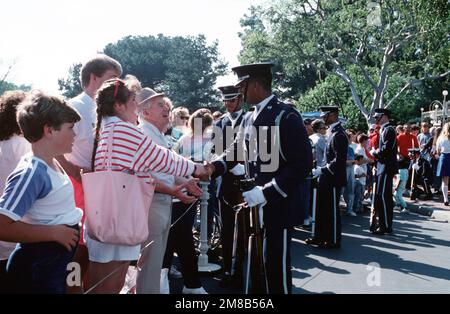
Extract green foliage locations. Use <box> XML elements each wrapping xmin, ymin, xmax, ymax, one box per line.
<box><xmin>239</xmin><ymin>0</ymin><xmax>450</xmax><ymax>123</ymax></box>
<box><xmin>297</xmin><ymin>66</ymin><xmax>423</xmax><ymax>131</ymax></box>
<box><xmin>103</xmin><ymin>34</ymin><xmax>227</xmax><ymax>111</ymax></box>
<box><xmin>0</xmin><ymin>81</ymin><xmax>31</xmax><ymax>96</ymax></box>
<box><xmin>58</xmin><ymin>63</ymin><xmax>82</xmax><ymax>99</ymax></box>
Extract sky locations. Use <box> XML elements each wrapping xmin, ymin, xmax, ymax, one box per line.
<box><xmin>0</xmin><ymin>0</ymin><xmax>266</xmax><ymax>94</ymax></box>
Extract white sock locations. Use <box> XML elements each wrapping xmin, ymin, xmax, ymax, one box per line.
<box><xmin>442</xmin><ymin>183</ymin><xmax>448</xmax><ymax>203</ymax></box>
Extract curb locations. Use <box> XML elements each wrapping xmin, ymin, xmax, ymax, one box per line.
<box><xmin>406</xmin><ymin>201</ymin><xmax>450</xmax><ymax>223</ymax></box>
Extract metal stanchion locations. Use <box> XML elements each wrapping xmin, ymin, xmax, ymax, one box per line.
<box><xmin>198</xmin><ymin>181</ymin><xmax>221</xmax><ymax>273</ymax></box>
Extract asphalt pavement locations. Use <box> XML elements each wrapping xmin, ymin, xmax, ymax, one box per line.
<box><xmin>169</xmin><ymin>202</ymin><xmax>450</xmax><ymax>294</ymax></box>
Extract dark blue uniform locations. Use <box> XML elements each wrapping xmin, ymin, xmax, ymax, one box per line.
<box><xmin>410</xmin><ymin>155</ymin><xmax>433</xmax><ymax>200</ymax></box>
<box><xmin>212</xmin><ymin>95</ymin><xmax>312</xmax><ymax>293</ymax></box>
<box><xmin>315</xmin><ymin>123</ymin><xmax>348</xmax><ymax>246</ymax></box>
<box><xmin>213</xmin><ymin>110</ymin><xmax>247</xmax><ymax>281</ymax></box>
<box><xmin>371</xmin><ymin>123</ymin><xmax>398</xmax><ymax>233</ymax></box>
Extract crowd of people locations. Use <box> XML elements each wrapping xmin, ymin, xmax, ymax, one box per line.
<box><xmin>0</xmin><ymin>53</ymin><xmax>448</xmax><ymax>295</ymax></box>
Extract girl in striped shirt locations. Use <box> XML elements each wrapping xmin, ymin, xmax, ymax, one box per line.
<box><xmin>85</xmin><ymin>79</ymin><xmax>205</xmax><ymax>293</ymax></box>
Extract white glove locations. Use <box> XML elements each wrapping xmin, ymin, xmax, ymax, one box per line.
<box><xmin>412</xmin><ymin>163</ymin><xmax>420</xmax><ymax>171</ymax></box>
<box><xmin>312</xmin><ymin>167</ymin><xmax>322</xmax><ymax>178</ymax></box>
<box><xmin>230</xmin><ymin>163</ymin><xmax>246</xmax><ymax>176</ymax></box>
<box><xmin>243</xmin><ymin>186</ymin><xmax>267</xmax><ymax>207</ymax></box>
<box><xmin>370</xmin><ymin>148</ymin><xmax>377</xmax><ymax>155</ymax></box>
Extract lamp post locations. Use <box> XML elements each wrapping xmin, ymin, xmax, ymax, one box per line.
<box><xmin>197</xmin><ymin>181</ymin><xmax>221</xmax><ymax>273</ymax></box>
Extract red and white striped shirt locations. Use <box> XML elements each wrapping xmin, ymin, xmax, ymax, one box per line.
<box><xmin>94</xmin><ymin>116</ymin><xmax>195</xmax><ymax>183</ymax></box>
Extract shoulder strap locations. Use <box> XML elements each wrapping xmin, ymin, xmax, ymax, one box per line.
<box><xmin>102</xmin><ymin>123</ymin><xmax>116</xmax><ymax>170</ymax></box>
<box><xmin>275</xmin><ymin>109</ymin><xmax>287</xmax><ymax>162</ymax></box>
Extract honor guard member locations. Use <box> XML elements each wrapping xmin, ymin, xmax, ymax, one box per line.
<box><xmin>306</xmin><ymin>106</ymin><xmax>348</xmax><ymax>249</ymax></box>
<box><xmin>370</xmin><ymin>108</ymin><xmax>398</xmax><ymax>235</ymax></box>
<box><xmin>214</xmin><ymin>85</ymin><xmax>247</xmax><ymax>287</ymax></box>
<box><xmin>208</xmin><ymin>62</ymin><xmax>312</xmax><ymax>294</ymax></box>
<box><xmin>408</xmin><ymin>148</ymin><xmax>433</xmax><ymax>201</ymax></box>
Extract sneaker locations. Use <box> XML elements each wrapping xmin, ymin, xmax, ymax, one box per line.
<box><xmin>160</xmin><ymin>268</ymin><xmax>170</xmax><ymax>294</ymax></box>
<box><xmin>169</xmin><ymin>265</ymin><xmax>183</xmax><ymax>279</ymax></box>
<box><xmin>401</xmin><ymin>207</ymin><xmax>409</xmax><ymax>213</ymax></box>
<box><xmin>346</xmin><ymin>210</ymin><xmax>357</xmax><ymax>217</ymax></box>
<box><xmin>182</xmin><ymin>286</ymin><xmax>208</xmax><ymax>294</ymax></box>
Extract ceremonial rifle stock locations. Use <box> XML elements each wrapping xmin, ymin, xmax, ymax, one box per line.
<box><xmin>240</xmin><ymin>129</ymin><xmax>268</xmax><ymax>293</ymax></box>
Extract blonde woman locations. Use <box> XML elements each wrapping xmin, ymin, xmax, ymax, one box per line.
<box><xmin>161</xmin><ymin>108</ymin><xmax>213</xmax><ymax>294</ymax></box>
<box><xmin>436</xmin><ymin>123</ymin><xmax>450</xmax><ymax>206</ymax></box>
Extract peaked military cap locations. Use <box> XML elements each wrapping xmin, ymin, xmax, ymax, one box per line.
<box><xmin>231</xmin><ymin>62</ymin><xmax>274</xmax><ymax>86</ymax></box>
<box><xmin>319</xmin><ymin>106</ymin><xmax>339</xmax><ymax>118</ymax></box>
<box><xmin>373</xmin><ymin>108</ymin><xmax>392</xmax><ymax>118</ymax></box>
<box><xmin>218</xmin><ymin>85</ymin><xmax>241</xmax><ymax>101</ymax></box>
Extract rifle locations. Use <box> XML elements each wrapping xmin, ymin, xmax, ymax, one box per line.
<box><xmin>239</xmin><ymin>130</ymin><xmax>268</xmax><ymax>294</ymax></box>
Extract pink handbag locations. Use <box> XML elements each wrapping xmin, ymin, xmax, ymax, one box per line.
<box><xmin>82</xmin><ymin>124</ymin><xmax>154</xmax><ymax>245</ymax></box>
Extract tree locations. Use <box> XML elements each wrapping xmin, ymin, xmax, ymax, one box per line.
<box><xmin>0</xmin><ymin>81</ymin><xmax>31</xmax><ymax>96</ymax></box>
<box><xmin>297</xmin><ymin>66</ymin><xmax>419</xmax><ymax>131</ymax></box>
<box><xmin>239</xmin><ymin>0</ymin><xmax>450</xmax><ymax>125</ymax></box>
<box><xmin>103</xmin><ymin>34</ymin><xmax>227</xmax><ymax>110</ymax></box>
<box><xmin>58</xmin><ymin>63</ymin><xmax>83</xmax><ymax>99</ymax></box>
<box><xmin>0</xmin><ymin>60</ymin><xmax>31</xmax><ymax>95</ymax></box>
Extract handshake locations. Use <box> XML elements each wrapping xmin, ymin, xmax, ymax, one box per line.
<box><xmin>192</xmin><ymin>162</ymin><xmax>216</xmax><ymax>181</ymax></box>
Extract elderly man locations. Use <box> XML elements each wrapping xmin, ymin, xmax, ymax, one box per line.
<box><xmin>135</xmin><ymin>87</ymin><xmax>202</xmax><ymax>294</ymax></box>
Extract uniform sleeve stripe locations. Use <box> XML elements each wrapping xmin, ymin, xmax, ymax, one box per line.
<box><xmin>272</xmin><ymin>179</ymin><xmax>288</xmax><ymax>198</ymax></box>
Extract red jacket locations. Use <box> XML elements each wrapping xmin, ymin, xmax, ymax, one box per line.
<box><xmin>397</xmin><ymin>133</ymin><xmax>419</xmax><ymax>158</ymax></box>
<box><xmin>369</xmin><ymin>132</ymin><xmax>379</xmax><ymax>150</ymax></box>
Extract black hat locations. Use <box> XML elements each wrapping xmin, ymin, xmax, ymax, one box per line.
<box><xmin>303</xmin><ymin>118</ymin><xmax>313</xmax><ymax>125</ymax></box>
<box><xmin>319</xmin><ymin>106</ymin><xmax>339</xmax><ymax>118</ymax></box>
<box><xmin>218</xmin><ymin>85</ymin><xmax>241</xmax><ymax>101</ymax></box>
<box><xmin>373</xmin><ymin>108</ymin><xmax>392</xmax><ymax>118</ymax></box>
<box><xmin>231</xmin><ymin>62</ymin><xmax>274</xmax><ymax>86</ymax></box>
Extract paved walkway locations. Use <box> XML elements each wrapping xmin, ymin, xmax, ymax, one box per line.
<box><xmin>167</xmin><ymin>198</ymin><xmax>450</xmax><ymax>294</ymax></box>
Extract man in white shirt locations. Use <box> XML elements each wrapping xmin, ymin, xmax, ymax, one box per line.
<box><xmin>56</xmin><ymin>54</ymin><xmax>122</xmax><ymax>293</ymax></box>
<box><xmin>135</xmin><ymin>88</ymin><xmax>203</xmax><ymax>294</ymax></box>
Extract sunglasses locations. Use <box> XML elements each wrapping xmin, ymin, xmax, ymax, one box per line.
<box><xmin>180</xmin><ymin>116</ymin><xmax>189</xmax><ymax>120</ymax></box>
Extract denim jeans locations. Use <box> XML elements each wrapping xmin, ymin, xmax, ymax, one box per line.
<box><xmin>6</xmin><ymin>227</ymin><xmax>78</xmax><ymax>294</ymax></box>
<box><xmin>395</xmin><ymin>169</ymin><xmax>408</xmax><ymax>208</ymax></box>
<box><xmin>342</xmin><ymin>166</ymin><xmax>355</xmax><ymax>212</ymax></box>
<box><xmin>353</xmin><ymin>181</ymin><xmax>365</xmax><ymax>212</ymax></box>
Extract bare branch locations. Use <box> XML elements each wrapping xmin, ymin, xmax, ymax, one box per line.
<box><xmin>329</xmin><ymin>58</ymin><xmax>369</xmax><ymax>117</ymax></box>
<box><xmin>0</xmin><ymin>64</ymin><xmax>14</xmax><ymax>92</ymax></box>
<box><xmin>338</xmin><ymin>45</ymin><xmax>378</xmax><ymax>90</ymax></box>
<box><xmin>385</xmin><ymin>70</ymin><xmax>450</xmax><ymax>109</ymax></box>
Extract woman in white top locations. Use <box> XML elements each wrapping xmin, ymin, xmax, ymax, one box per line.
<box><xmin>85</xmin><ymin>79</ymin><xmax>206</xmax><ymax>294</ymax></box>
<box><xmin>162</xmin><ymin>108</ymin><xmax>213</xmax><ymax>294</ymax></box>
<box><xmin>436</xmin><ymin>123</ymin><xmax>450</xmax><ymax>205</ymax></box>
<box><xmin>0</xmin><ymin>91</ymin><xmax>31</xmax><ymax>292</ymax></box>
